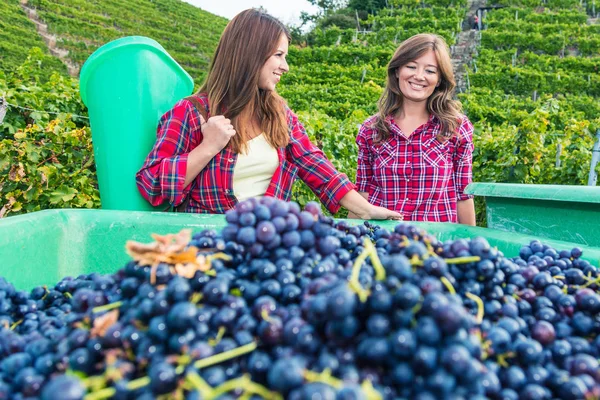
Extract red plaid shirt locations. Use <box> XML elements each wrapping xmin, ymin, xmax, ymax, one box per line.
<box><xmin>356</xmin><ymin>114</ymin><xmax>474</xmax><ymax>223</ymax></box>
<box><xmin>136</xmin><ymin>94</ymin><xmax>355</xmax><ymax>214</ymax></box>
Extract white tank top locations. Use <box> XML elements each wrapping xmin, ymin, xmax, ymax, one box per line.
<box><xmin>232</xmin><ymin>134</ymin><xmax>279</xmax><ymax>202</ymax></box>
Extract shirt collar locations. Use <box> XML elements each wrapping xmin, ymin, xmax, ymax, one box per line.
<box><xmin>385</xmin><ymin>113</ymin><xmax>439</xmax><ymax>136</ymax></box>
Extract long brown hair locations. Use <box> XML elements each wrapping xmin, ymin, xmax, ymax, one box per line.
<box><xmin>373</xmin><ymin>33</ymin><xmax>462</xmax><ymax>142</ymax></box>
<box><xmin>198</xmin><ymin>9</ymin><xmax>291</xmax><ymax>153</ymax></box>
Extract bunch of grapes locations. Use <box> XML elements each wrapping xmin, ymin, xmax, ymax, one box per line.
<box><xmin>0</xmin><ymin>197</ymin><xmax>597</xmax><ymax>400</ymax></box>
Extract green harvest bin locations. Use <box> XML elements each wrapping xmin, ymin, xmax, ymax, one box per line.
<box><xmin>466</xmin><ymin>183</ymin><xmax>600</xmax><ymax>247</ymax></box>
<box><xmin>1</xmin><ymin>209</ymin><xmax>599</xmax><ymax>291</ymax></box>
<box><xmin>79</xmin><ymin>36</ymin><xmax>194</xmax><ymax>211</ymax></box>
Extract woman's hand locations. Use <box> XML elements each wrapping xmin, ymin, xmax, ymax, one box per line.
<box><xmin>184</xmin><ymin>115</ymin><xmax>236</xmax><ymax>188</ymax></box>
<box><xmin>199</xmin><ymin>114</ymin><xmax>236</xmax><ymax>155</ymax></box>
<box><xmin>340</xmin><ymin>191</ymin><xmax>403</xmax><ymax>221</ymax></box>
<box><xmin>357</xmin><ymin>205</ymin><xmax>403</xmax><ymax>221</ymax></box>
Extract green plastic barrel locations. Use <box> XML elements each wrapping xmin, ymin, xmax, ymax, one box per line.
<box><xmin>1</xmin><ymin>209</ymin><xmax>598</xmax><ymax>290</ymax></box>
<box><xmin>79</xmin><ymin>36</ymin><xmax>194</xmax><ymax>211</ymax></box>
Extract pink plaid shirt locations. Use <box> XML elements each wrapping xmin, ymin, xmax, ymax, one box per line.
<box><xmin>136</xmin><ymin>94</ymin><xmax>355</xmax><ymax>214</ymax></box>
<box><xmin>356</xmin><ymin>114</ymin><xmax>474</xmax><ymax>223</ymax></box>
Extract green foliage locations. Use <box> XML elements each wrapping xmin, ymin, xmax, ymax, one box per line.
<box><xmin>0</xmin><ymin>48</ymin><xmax>88</xmax><ymax>138</ymax></box>
<box><xmin>0</xmin><ymin>118</ymin><xmax>100</xmax><ymax>217</ymax></box>
<box><xmin>0</xmin><ymin>49</ymin><xmax>99</xmax><ymax>217</ymax></box>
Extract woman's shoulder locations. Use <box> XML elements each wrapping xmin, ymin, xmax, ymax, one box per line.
<box><xmin>357</xmin><ymin>114</ymin><xmax>381</xmax><ymax>140</ymax></box>
<box><xmin>161</xmin><ymin>93</ymin><xmax>209</xmax><ymax>131</ymax></box>
<box><xmin>360</xmin><ymin>114</ymin><xmax>380</xmax><ymax>132</ymax></box>
<box><xmin>177</xmin><ymin>93</ymin><xmax>209</xmax><ymax>113</ymax></box>
<box><xmin>454</xmin><ymin>114</ymin><xmax>474</xmax><ymax>141</ymax></box>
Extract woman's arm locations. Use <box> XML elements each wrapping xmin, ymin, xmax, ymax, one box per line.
<box><xmin>452</xmin><ymin>116</ymin><xmax>475</xmax><ymax>225</ymax></box>
<box><xmin>457</xmin><ymin>198</ymin><xmax>476</xmax><ymax>226</ymax></box>
<box><xmin>136</xmin><ymin>99</ymin><xmax>234</xmax><ymax>207</ymax></box>
<box><xmin>347</xmin><ymin>191</ymin><xmax>368</xmax><ymax>219</ymax></box>
<box><xmin>285</xmin><ymin>109</ymin><xmax>401</xmax><ymax>219</ymax></box>
<box><xmin>184</xmin><ymin>114</ymin><xmax>236</xmax><ymax>187</ymax></box>
<box><xmin>136</xmin><ymin>101</ymin><xmax>199</xmax><ymax>207</ymax></box>
<box><xmin>348</xmin><ymin>126</ymin><xmax>374</xmax><ymax>219</ymax></box>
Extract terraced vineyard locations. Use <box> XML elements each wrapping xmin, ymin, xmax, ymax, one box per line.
<box><xmin>0</xmin><ymin>0</ymin><xmax>66</xmax><ymax>80</ymax></box>
<box><xmin>1</xmin><ymin>0</ymin><xmax>227</xmax><ymax>83</ymax></box>
<box><xmin>460</xmin><ymin>0</ymin><xmax>600</xmax><ymax>188</ymax></box>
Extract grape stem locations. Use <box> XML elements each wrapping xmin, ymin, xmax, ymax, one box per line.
<box><xmin>208</xmin><ymin>326</ymin><xmax>227</xmax><ymax>346</ymax></box>
<box><xmin>83</xmin><ymin>376</ymin><xmax>150</xmax><ymax>400</ymax></box>
<box><xmin>210</xmin><ymin>374</ymin><xmax>282</xmax><ymax>400</ymax></box>
<box><xmin>440</xmin><ymin>276</ymin><xmax>456</xmax><ymax>295</ymax></box>
<box><xmin>9</xmin><ymin>319</ymin><xmax>23</xmax><ymax>330</ymax></box>
<box><xmin>193</xmin><ymin>341</ymin><xmax>257</xmax><ymax>370</ymax></box>
<box><xmin>445</xmin><ymin>256</ymin><xmax>481</xmax><ymax>264</ymax></box>
<box><xmin>304</xmin><ymin>368</ymin><xmax>343</xmax><ymax>389</ymax></box>
<box><xmin>363</xmin><ymin>238</ymin><xmax>386</xmax><ymax>281</ymax></box>
<box><xmin>207</xmin><ymin>253</ymin><xmax>232</xmax><ymax>263</ymax></box>
<box><xmin>465</xmin><ymin>292</ymin><xmax>484</xmax><ymax>324</ymax></box>
<box><xmin>361</xmin><ymin>379</ymin><xmax>383</xmax><ymax>400</ymax></box>
<box><xmin>348</xmin><ymin>241</ymin><xmax>372</xmax><ymax>303</ymax></box>
<box><xmin>185</xmin><ymin>370</ymin><xmax>214</xmax><ymax>398</ymax></box>
<box><xmin>92</xmin><ymin>301</ymin><xmax>122</xmax><ymax>314</ymax></box>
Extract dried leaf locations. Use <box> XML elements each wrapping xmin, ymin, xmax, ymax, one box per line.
<box><xmin>8</xmin><ymin>163</ymin><xmax>25</xmax><ymax>182</ymax></box>
<box><xmin>40</xmin><ymin>172</ymin><xmax>48</xmax><ymax>186</ymax></box>
<box><xmin>90</xmin><ymin>309</ymin><xmax>119</xmax><ymax>338</ymax></box>
<box><xmin>0</xmin><ymin>197</ymin><xmax>16</xmax><ymax>218</ymax></box>
<box><xmin>126</xmin><ymin>230</ymin><xmax>217</xmax><ymax>283</ymax></box>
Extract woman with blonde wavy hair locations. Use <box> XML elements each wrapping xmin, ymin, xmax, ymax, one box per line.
<box><xmin>353</xmin><ymin>33</ymin><xmax>476</xmax><ymax>224</ymax></box>
<box><xmin>137</xmin><ymin>8</ymin><xmax>401</xmax><ymax>220</ymax></box>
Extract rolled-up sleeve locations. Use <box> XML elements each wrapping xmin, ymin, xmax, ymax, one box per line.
<box><xmin>286</xmin><ymin>109</ymin><xmax>356</xmax><ymax>214</ymax></box>
<box><xmin>135</xmin><ymin>100</ymin><xmax>199</xmax><ymax>207</ymax></box>
<box><xmin>356</xmin><ymin>124</ymin><xmax>374</xmax><ymax>193</ymax></box>
<box><xmin>453</xmin><ymin>116</ymin><xmax>474</xmax><ymax>201</ymax></box>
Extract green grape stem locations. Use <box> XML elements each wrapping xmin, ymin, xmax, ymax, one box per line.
<box><xmin>465</xmin><ymin>292</ymin><xmax>485</xmax><ymax>324</ymax></box>
<box><xmin>304</xmin><ymin>368</ymin><xmax>343</xmax><ymax>389</ymax></box>
<box><xmin>92</xmin><ymin>301</ymin><xmax>123</xmax><ymax>314</ymax></box>
<box><xmin>363</xmin><ymin>238</ymin><xmax>386</xmax><ymax>281</ymax></box>
<box><xmin>440</xmin><ymin>276</ymin><xmax>456</xmax><ymax>295</ymax></box>
<box><xmin>193</xmin><ymin>342</ymin><xmax>257</xmax><ymax>370</ymax></box>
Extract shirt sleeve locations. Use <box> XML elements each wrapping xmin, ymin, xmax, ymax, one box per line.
<box><xmin>356</xmin><ymin>123</ymin><xmax>374</xmax><ymax>193</ymax></box>
<box><xmin>285</xmin><ymin>108</ymin><xmax>356</xmax><ymax>214</ymax></box>
<box><xmin>135</xmin><ymin>100</ymin><xmax>201</xmax><ymax>207</ymax></box>
<box><xmin>453</xmin><ymin>116</ymin><xmax>475</xmax><ymax>201</ymax></box>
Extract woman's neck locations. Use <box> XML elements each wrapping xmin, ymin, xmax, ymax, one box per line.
<box><xmin>395</xmin><ymin>101</ymin><xmax>429</xmax><ymax>122</ymax></box>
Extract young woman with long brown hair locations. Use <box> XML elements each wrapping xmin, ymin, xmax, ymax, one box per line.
<box><xmin>354</xmin><ymin>33</ymin><xmax>476</xmax><ymax>224</ymax></box>
<box><xmin>136</xmin><ymin>8</ymin><xmax>401</xmax><ymax>220</ymax></box>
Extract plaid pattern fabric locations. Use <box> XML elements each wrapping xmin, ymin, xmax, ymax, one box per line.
<box><xmin>356</xmin><ymin>114</ymin><xmax>474</xmax><ymax>223</ymax></box>
<box><xmin>136</xmin><ymin>94</ymin><xmax>355</xmax><ymax>214</ymax></box>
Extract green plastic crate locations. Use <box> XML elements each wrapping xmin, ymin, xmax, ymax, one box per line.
<box><xmin>1</xmin><ymin>209</ymin><xmax>598</xmax><ymax>291</ymax></box>
<box><xmin>466</xmin><ymin>183</ymin><xmax>600</xmax><ymax>247</ymax></box>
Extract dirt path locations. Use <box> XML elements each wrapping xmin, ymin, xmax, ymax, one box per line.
<box><xmin>451</xmin><ymin>0</ymin><xmax>486</xmax><ymax>93</ymax></box>
<box><xmin>20</xmin><ymin>0</ymin><xmax>80</xmax><ymax>77</ymax></box>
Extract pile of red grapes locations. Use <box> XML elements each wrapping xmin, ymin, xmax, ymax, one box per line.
<box><xmin>0</xmin><ymin>197</ymin><xmax>598</xmax><ymax>399</ymax></box>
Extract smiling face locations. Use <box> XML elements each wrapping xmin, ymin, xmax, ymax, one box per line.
<box><xmin>258</xmin><ymin>33</ymin><xmax>289</xmax><ymax>92</ymax></box>
<box><xmin>395</xmin><ymin>49</ymin><xmax>440</xmax><ymax>104</ymax></box>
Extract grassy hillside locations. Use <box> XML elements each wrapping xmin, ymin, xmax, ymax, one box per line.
<box><xmin>1</xmin><ymin>0</ymin><xmax>228</xmax><ymax>84</ymax></box>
